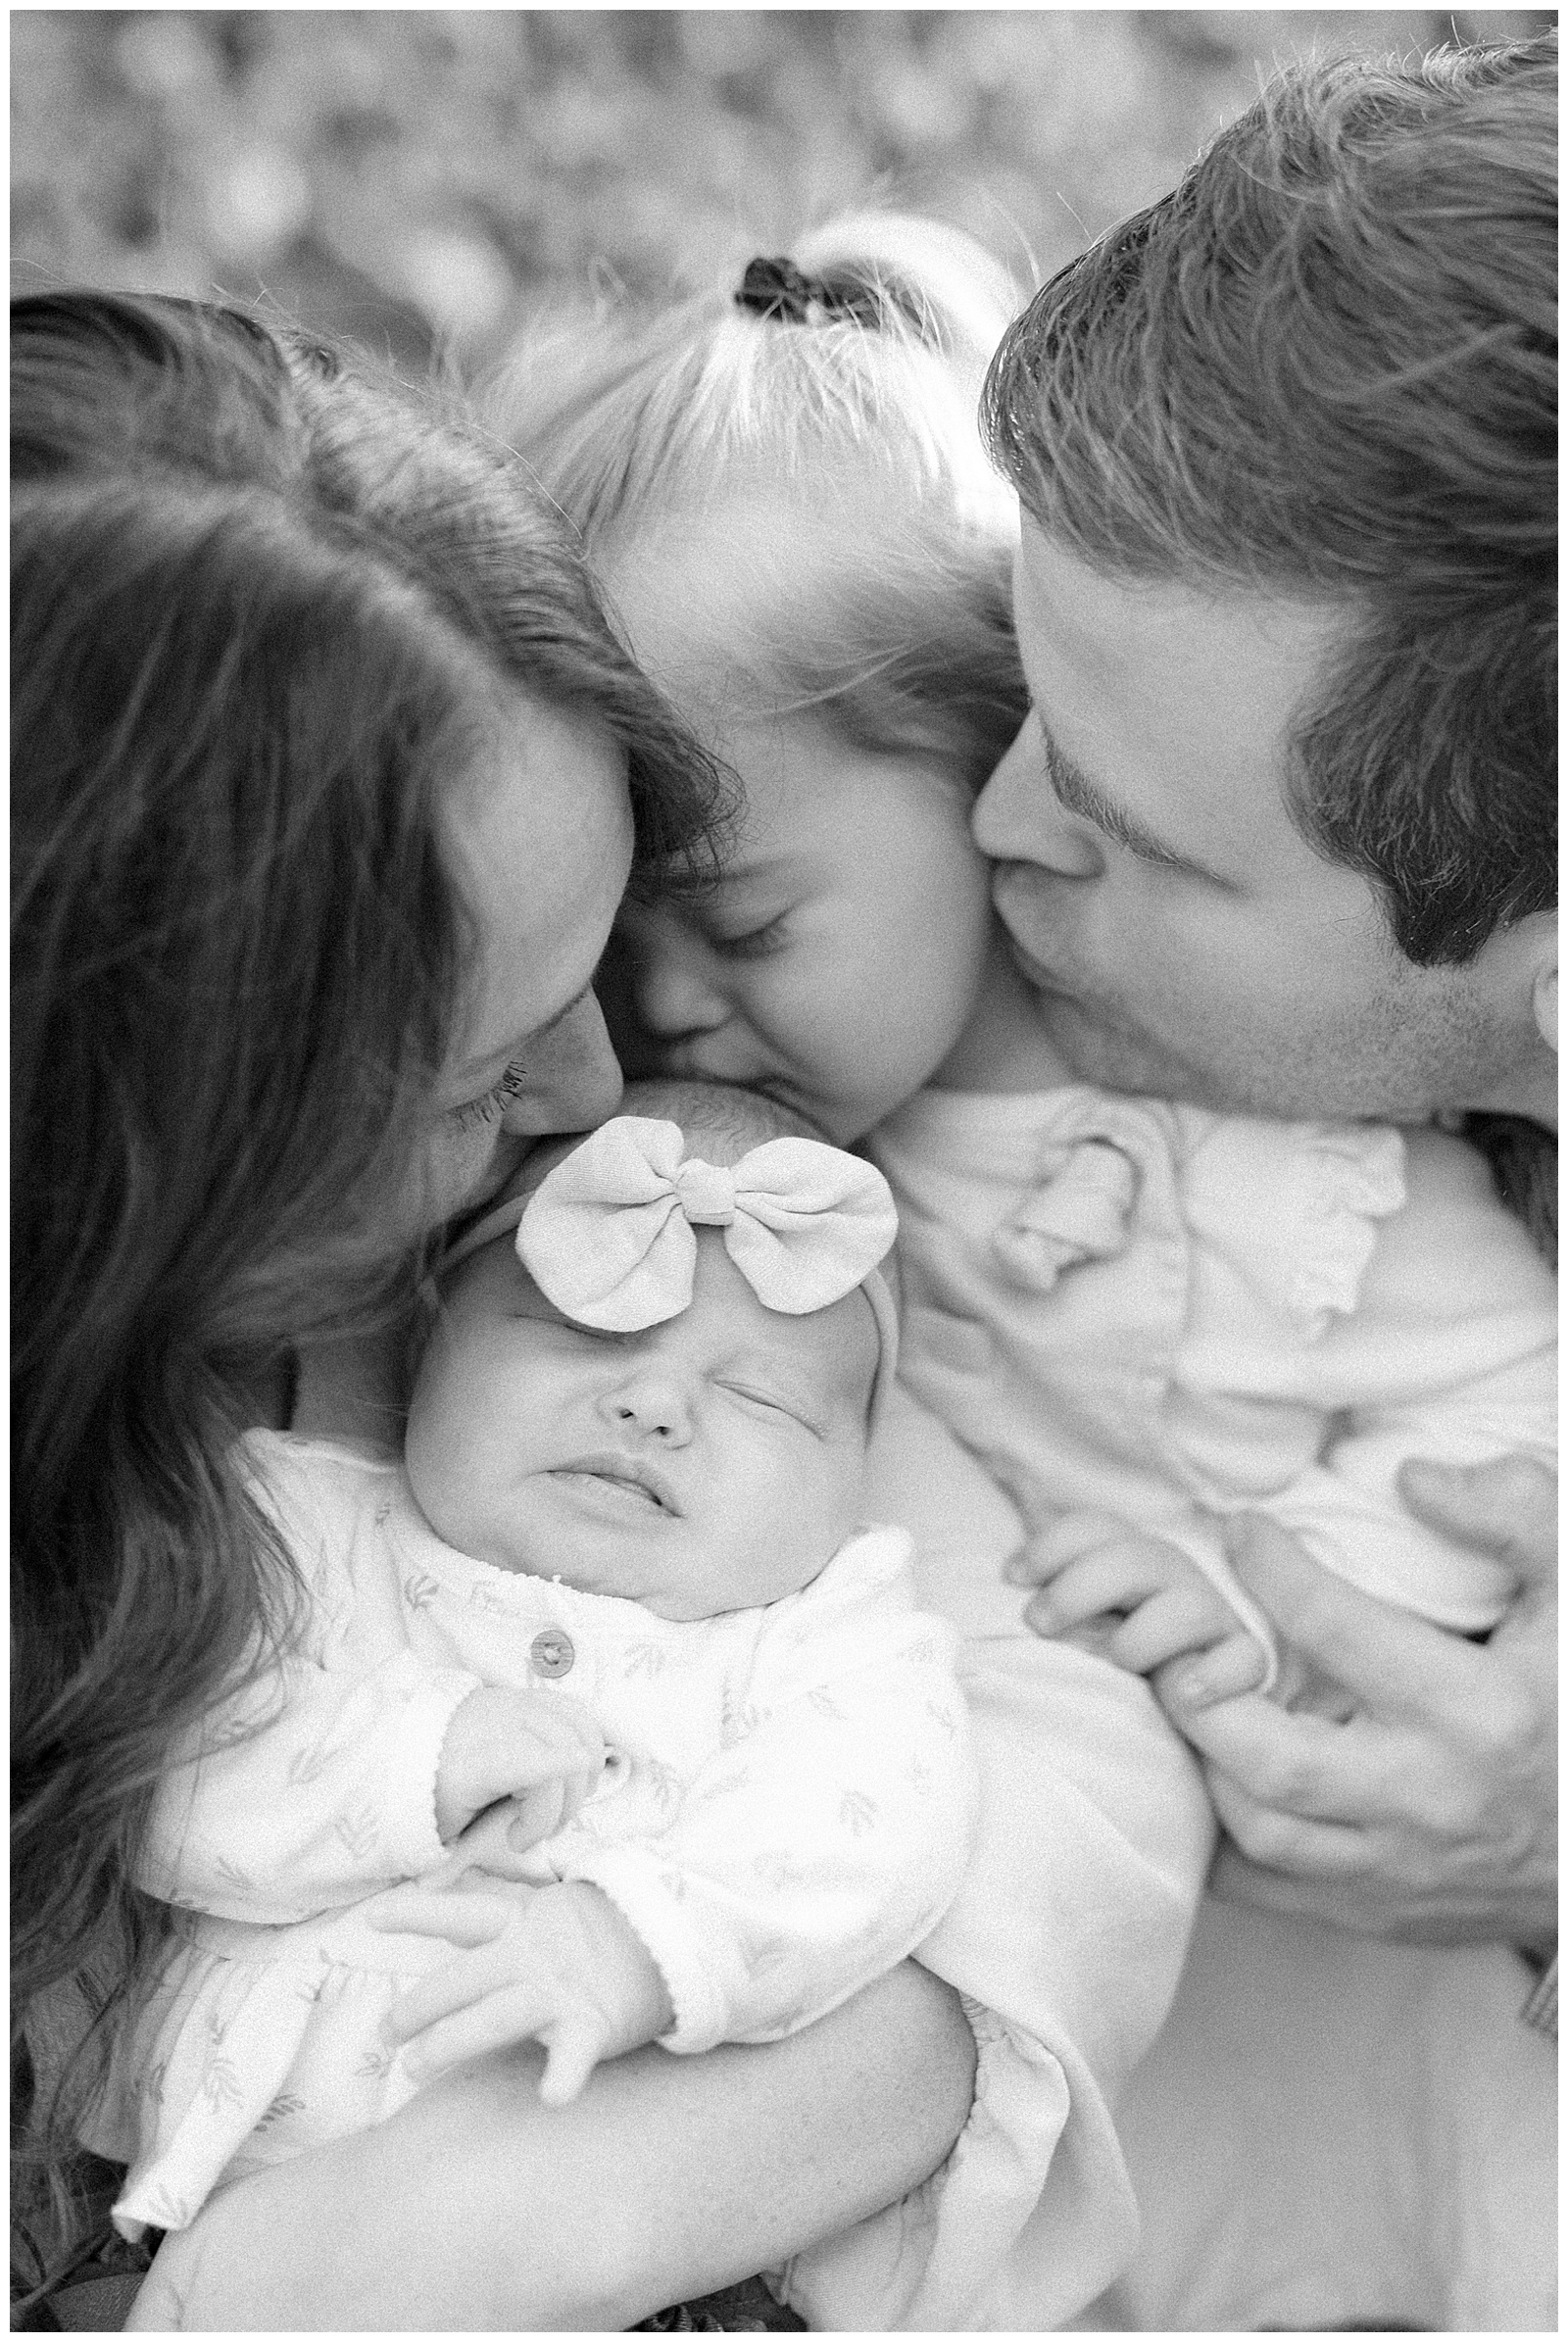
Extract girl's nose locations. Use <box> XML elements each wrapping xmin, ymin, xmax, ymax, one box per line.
<box><xmin>596</xmin><ymin>1361</ymin><xmax>694</xmax><ymax>1445</ymax></box>
<box><xmin>499</xmin><ymin>992</ymin><xmax>623</xmax><ymax>1137</ymax></box>
<box><xmin>972</xmin><ymin>720</ymin><xmax>1104</xmax><ymax>881</ymax></box>
<box><xmin>616</xmin><ymin>906</ymin><xmax>731</xmax><ymax>1042</ymax></box>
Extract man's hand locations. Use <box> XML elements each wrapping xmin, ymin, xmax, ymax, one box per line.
<box><xmin>372</xmin><ymin>1878</ymin><xmax>673</xmax><ymax>2104</ymax></box>
<box><xmin>1006</xmin><ymin>1508</ymin><xmax>1267</xmax><ymax>1700</ymax></box>
<box><xmin>1152</xmin><ymin>1458</ymin><xmax>1557</xmax><ymax>1946</ymax></box>
<box><xmin>433</xmin><ymin>1686</ymin><xmax>606</xmax><ymax>1848</ymax></box>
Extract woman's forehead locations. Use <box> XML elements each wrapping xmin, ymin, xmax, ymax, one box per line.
<box><xmin>442</xmin><ymin>700</ymin><xmax>633</xmax><ymax>1069</ymax></box>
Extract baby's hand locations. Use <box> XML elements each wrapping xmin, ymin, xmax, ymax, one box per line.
<box><xmin>371</xmin><ymin>1878</ymin><xmax>672</xmax><ymax>2105</ymax></box>
<box><xmin>433</xmin><ymin>1686</ymin><xmax>606</xmax><ymax>1848</ymax></box>
<box><xmin>1006</xmin><ymin>1509</ymin><xmax>1267</xmax><ymax>1706</ymax></box>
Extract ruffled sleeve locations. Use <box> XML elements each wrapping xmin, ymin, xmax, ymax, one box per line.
<box><xmin>1180</xmin><ymin>1116</ymin><xmax>1407</xmax><ymax>1337</ymax></box>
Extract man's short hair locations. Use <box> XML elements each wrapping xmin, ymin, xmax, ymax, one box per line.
<box><xmin>984</xmin><ymin>34</ymin><xmax>1556</xmax><ymax>967</ymax></box>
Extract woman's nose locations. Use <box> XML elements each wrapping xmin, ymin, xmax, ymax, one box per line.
<box><xmin>972</xmin><ymin>720</ymin><xmax>1104</xmax><ymax>880</ymax></box>
<box><xmin>500</xmin><ymin>992</ymin><xmax>623</xmax><ymax>1137</ymax></box>
<box><xmin>616</xmin><ymin>908</ymin><xmax>730</xmax><ymax>1042</ymax></box>
<box><xmin>596</xmin><ymin>1361</ymin><xmax>694</xmax><ymax>1445</ymax></box>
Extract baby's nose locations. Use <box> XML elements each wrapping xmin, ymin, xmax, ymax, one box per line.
<box><xmin>596</xmin><ymin>1366</ymin><xmax>694</xmax><ymax>1444</ymax></box>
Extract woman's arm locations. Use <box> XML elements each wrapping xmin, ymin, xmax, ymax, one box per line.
<box><xmin>124</xmin><ymin>1959</ymin><xmax>975</xmax><ymax>2332</ymax></box>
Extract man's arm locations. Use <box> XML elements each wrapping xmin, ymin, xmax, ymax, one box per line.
<box><xmin>1154</xmin><ymin>1456</ymin><xmax>1556</xmax><ymax>1948</ymax></box>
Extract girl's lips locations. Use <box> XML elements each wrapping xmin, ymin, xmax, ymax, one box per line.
<box><xmin>550</xmin><ymin>1452</ymin><xmax>682</xmax><ymax>1517</ymax></box>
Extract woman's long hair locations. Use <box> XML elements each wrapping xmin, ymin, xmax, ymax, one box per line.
<box><xmin>11</xmin><ymin>290</ymin><xmax>724</xmax><ymax>2289</ymax></box>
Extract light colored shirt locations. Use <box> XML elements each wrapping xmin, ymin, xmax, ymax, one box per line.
<box><xmin>98</xmin><ymin>1430</ymin><xmax>974</xmax><ymax>2236</ymax></box>
<box><xmin>873</xmin><ymin>1088</ymin><xmax>1556</xmax><ymax>1634</ymax></box>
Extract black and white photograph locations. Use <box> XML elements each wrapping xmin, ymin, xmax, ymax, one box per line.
<box><xmin>12</xmin><ymin>10</ymin><xmax>1556</xmax><ymax>2333</ymax></box>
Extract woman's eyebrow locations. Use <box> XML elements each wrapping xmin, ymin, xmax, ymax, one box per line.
<box><xmin>1036</xmin><ymin>717</ymin><xmax>1229</xmax><ymax>884</ymax></box>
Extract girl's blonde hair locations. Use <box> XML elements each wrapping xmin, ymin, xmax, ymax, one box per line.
<box><xmin>482</xmin><ymin>211</ymin><xmax>1032</xmax><ymax>790</ymax></box>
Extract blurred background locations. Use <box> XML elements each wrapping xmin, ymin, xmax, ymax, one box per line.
<box><xmin>12</xmin><ymin>9</ymin><xmax>1555</xmax><ymax>372</ymax></box>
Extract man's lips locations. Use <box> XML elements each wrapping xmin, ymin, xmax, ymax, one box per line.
<box><xmin>997</xmin><ymin>924</ymin><xmax>1072</xmax><ymax>1000</ymax></box>
<box><xmin>548</xmin><ymin>1451</ymin><xmax>682</xmax><ymax>1517</ymax></box>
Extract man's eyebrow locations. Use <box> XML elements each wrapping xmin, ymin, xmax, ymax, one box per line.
<box><xmin>1035</xmin><ymin>716</ymin><xmax>1230</xmax><ymax>884</ymax></box>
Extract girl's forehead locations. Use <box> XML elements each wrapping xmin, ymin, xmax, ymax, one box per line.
<box><xmin>600</xmin><ymin>490</ymin><xmax>897</xmax><ymax>696</ymax></box>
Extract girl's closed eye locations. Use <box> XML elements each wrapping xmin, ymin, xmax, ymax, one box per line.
<box><xmin>708</xmin><ymin>911</ymin><xmax>791</xmax><ymax>962</ymax></box>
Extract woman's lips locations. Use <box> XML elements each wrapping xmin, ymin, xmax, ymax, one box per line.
<box><xmin>548</xmin><ymin>1452</ymin><xmax>682</xmax><ymax>1517</ymax></box>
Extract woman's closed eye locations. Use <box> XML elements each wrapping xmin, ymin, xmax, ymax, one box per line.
<box><xmin>448</xmin><ymin>1059</ymin><xmax>529</xmax><ymax>1130</ymax></box>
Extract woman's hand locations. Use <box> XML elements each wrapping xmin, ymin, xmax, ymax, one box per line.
<box><xmin>1153</xmin><ymin>1457</ymin><xmax>1557</xmax><ymax>1947</ymax></box>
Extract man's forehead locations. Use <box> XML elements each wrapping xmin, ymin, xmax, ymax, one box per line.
<box><xmin>1012</xmin><ymin>519</ymin><xmax>1346</xmax><ymax>677</ymax></box>
<box><xmin>1009</xmin><ymin>521</ymin><xmax>1352</xmax><ymax>848</ymax></box>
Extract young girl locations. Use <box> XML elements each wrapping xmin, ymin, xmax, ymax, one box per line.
<box><xmin>91</xmin><ymin>1084</ymin><xmax>976</xmax><ymax>2269</ymax></box>
<box><xmin>486</xmin><ymin>211</ymin><xmax>1557</xmax><ymax>2328</ymax></box>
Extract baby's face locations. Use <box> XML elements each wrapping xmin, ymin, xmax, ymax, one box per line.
<box><xmin>599</xmin><ymin>513</ymin><xmax>997</xmax><ymax>1145</ymax></box>
<box><xmin>406</xmin><ymin>1228</ymin><xmax>879</xmax><ymax>1619</ymax></box>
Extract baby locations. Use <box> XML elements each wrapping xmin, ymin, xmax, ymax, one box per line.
<box><xmin>94</xmin><ymin>1082</ymin><xmax>973</xmax><ymax>2240</ymax></box>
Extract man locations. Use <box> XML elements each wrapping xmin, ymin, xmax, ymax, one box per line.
<box><xmin>979</xmin><ymin>35</ymin><xmax>1556</xmax><ymax>2331</ymax></box>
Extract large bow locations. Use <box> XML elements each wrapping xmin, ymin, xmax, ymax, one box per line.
<box><xmin>518</xmin><ymin>1116</ymin><xmax>898</xmax><ymax>1331</ymax></box>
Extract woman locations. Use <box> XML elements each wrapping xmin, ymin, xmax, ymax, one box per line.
<box><xmin>12</xmin><ymin>290</ymin><xmax>982</xmax><ymax>2329</ymax></box>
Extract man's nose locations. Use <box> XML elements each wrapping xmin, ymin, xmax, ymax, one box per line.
<box><xmin>973</xmin><ymin>721</ymin><xmax>1104</xmax><ymax>880</ymax></box>
<box><xmin>596</xmin><ymin>1360</ymin><xmax>695</xmax><ymax>1445</ymax></box>
<box><xmin>499</xmin><ymin>993</ymin><xmax>623</xmax><ymax>1137</ymax></box>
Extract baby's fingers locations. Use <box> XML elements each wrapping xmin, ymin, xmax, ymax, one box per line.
<box><xmin>1023</xmin><ymin>1539</ymin><xmax>1185</xmax><ymax>1635</ymax></box>
<box><xmin>1156</xmin><ymin>1628</ymin><xmax>1272</xmax><ymax>1712</ymax></box>
<box><xmin>396</xmin><ymin>1982</ymin><xmax>553</xmax><ymax>2083</ymax></box>
<box><xmin>386</xmin><ymin>1939</ymin><xmax>524</xmax><ymax>2045</ymax></box>
<box><xmin>537</xmin><ymin>2012</ymin><xmax>612</xmax><ymax>2108</ymax></box>
<box><xmin>1109</xmin><ymin>1583</ymin><xmax>1255</xmax><ymax>1678</ymax></box>
<box><xmin>366</xmin><ymin>1886</ymin><xmax>514</xmax><ymax>1945</ymax></box>
<box><xmin>1005</xmin><ymin>1510</ymin><xmax>1133</xmax><ymax>1587</ymax></box>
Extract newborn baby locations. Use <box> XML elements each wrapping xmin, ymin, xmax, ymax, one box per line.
<box><xmin>96</xmin><ymin>1081</ymin><xmax>975</xmax><ymax>2240</ymax></box>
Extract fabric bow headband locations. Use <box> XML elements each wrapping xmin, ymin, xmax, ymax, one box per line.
<box><xmin>443</xmin><ymin>1117</ymin><xmax>901</xmax><ymax>1414</ymax></box>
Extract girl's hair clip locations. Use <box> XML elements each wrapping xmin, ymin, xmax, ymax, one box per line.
<box><xmin>734</xmin><ymin>255</ymin><xmax>888</xmax><ymax>331</ymax></box>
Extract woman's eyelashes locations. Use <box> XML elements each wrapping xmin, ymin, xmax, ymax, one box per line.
<box><xmin>449</xmin><ymin>1059</ymin><xmax>529</xmax><ymax>1130</ymax></box>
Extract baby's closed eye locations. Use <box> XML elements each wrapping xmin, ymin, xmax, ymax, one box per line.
<box><xmin>715</xmin><ymin>1378</ymin><xmax>824</xmax><ymax>1437</ymax></box>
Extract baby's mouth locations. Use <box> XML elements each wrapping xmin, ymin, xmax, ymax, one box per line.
<box><xmin>550</xmin><ymin>1453</ymin><xmax>681</xmax><ymax>1517</ymax></box>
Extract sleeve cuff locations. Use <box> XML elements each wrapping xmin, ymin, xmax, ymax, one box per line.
<box><xmin>553</xmin><ymin>1843</ymin><xmax>733</xmax><ymax>2054</ymax></box>
<box><xmin>1520</xmin><ymin>1950</ymin><xmax>1557</xmax><ymax>2040</ymax></box>
<box><xmin>384</xmin><ymin>1669</ymin><xmax>485</xmax><ymax>1873</ymax></box>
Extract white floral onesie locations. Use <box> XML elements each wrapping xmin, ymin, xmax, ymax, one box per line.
<box><xmin>88</xmin><ymin>1430</ymin><xmax>975</xmax><ymax>2239</ymax></box>
<box><xmin>871</xmin><ymin>1087</ymin><xmax>1556</xmax><ymax>1634</ymax></box>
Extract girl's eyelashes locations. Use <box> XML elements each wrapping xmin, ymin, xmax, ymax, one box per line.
<box><xmin>708</xmin><ymin>912</ymin><xmax>791</xmax><ymax>961</ymax></box>
<box><xmin>448</xmin><ymin>1058</ymin><xmax>529</xmax><ymax>1130</ymax></box>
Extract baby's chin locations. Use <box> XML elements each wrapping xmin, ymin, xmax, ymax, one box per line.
<box><xmin>456</xmin><ymin>1506</ymin><xmax>852</xmax><ymax>1619</ymax></box>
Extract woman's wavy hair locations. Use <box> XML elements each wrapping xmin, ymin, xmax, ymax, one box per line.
<box><xmin>482</xmin><ymin>211</ymin><xmax>1032</xmax><ymax>794</ymax></box>
<box><xmin>984</xmin><ymin>34</ymin><xmax>1556</xmax><ymax>969</ymax></box>
<box><xmin>11</xmin><ymin>288</ymin><xmax>724</xmax><ymax>2290</ymax></box>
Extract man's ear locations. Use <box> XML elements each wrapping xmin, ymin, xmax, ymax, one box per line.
<box><xmin>1530</xmin><ymin>915</ymin><xmax>1557</xmax><ymax>1053</ymax></box>
<box><xmin>1475</xmin><ymin>907</ymin><xmax>1556</xmax><ymax>1049</ymax></box>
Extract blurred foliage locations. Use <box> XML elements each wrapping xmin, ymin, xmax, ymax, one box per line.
<box><xmin>11</xmin><ymin>8</ymin><xmax>1556</xmax><ymax>371</ymax></box>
